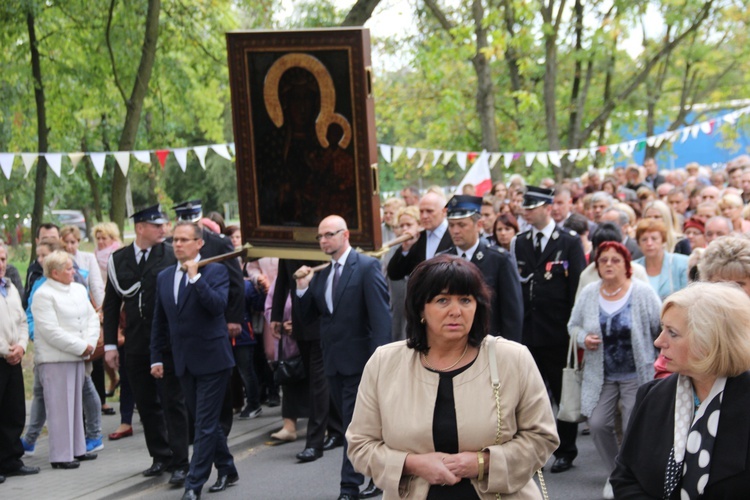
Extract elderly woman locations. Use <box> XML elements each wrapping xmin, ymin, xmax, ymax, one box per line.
<box><xmin>611</xmin><ymin>282</ymin><xmax>750</xmax><ymax>497</ymax></box>
<box><xmin>633</xmin><ymin>219</ymin><xmax>689</xmax><ymax>301</ymax></box>
<box><xmin>682</xmin><ymin>217</ymin><xmax>707</xmax><ymax>251</ymax></box>
<box><xmin>92</xmin><ymin>222</ymin><xmax>121</xmax><ymax>285</ymax></box>
<box><xmin>718</xmin><ymin>193</ymin><xmax>750</xmax><ymax>233</ymax></box>
<box><xmin>60</xmin><ymin>225</ymin><xmax>104</xmax><ymax>307</ymax></box>
<box><xmin>699</xmin><ymin>235</ymin><xmax>750</xmax><ymax>295</ymax></box>
<box><xmin>347</xmin><ymin>255</ymin><xmax>559</xmax><ymax>499</ymax></box>
<box><xmin>30</xmin><ymin>251</ymin><xmax>100</xmax><ymax>469</ymax></box>
<box><xmin>568</xmin><ymin>242</ymin><xmax>661</xmax><ymax>498</ymax></box>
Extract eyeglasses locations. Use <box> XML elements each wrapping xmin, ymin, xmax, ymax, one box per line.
<box><xmin>315</xmin><ymin>229</ymin><xmax>344</xmax><ymax>242</ymax></box>
<box><xmin>173</xmin><ymin>237</ymin><xmax>199</xmax><ymax>244</ymax></box>
<box><xmin>598</xmin><ymin>257</ymin><xmax>624</xmax><ymax>265</ymax></box>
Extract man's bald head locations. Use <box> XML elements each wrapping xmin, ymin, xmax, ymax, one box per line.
<box><xmin>317</xmin><ymin>215</ymin><xmax>350</xmax><ymax>260</ymax></box>
<box><xmin>419</xmin><ymin>192</ymin><xmax>447</xmax><ymax>231</ymax></box>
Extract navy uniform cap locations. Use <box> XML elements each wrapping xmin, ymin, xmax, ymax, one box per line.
<box><xmin>131</xmin><ymin>204</ymin><xmax>167</xmax><ymax>224</ymax></box>
<box><xmin>173</xmin><ymin>200</ymin><xmax>202</xmax><ymax>221</ymax></box>
<box><xmin>522</xmin><ymin>186</ymin><xmax>554</xmax><ymax>209</ymax></box>
<box><xmin>446</xmin><ymin>195</ymin><xmax>483</xmax><ymax>219</ymax></box>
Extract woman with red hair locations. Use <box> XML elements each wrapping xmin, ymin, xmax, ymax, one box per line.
<box><xmin>568</xmin><ymin>241</ymin><xmax>662</xmax><ymax>499</ymax></box>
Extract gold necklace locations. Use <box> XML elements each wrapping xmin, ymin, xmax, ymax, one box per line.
<box><xmin>421</xmin><ymin>344</ymin><xmax>469</xmax><ymax>372</ymax></box>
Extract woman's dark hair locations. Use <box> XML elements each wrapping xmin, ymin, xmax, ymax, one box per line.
<box><xmin>493</xmin><ymin>213</ymin><xmax>519</xmax><ymax>235</ymax></box>
<box><xmin>207</xmin><ymin>211</ymin><xmax>226</xmax><ymax>233</ymax></box>
<box><xmin>563</xmin><ymin>213</ymin><xmax>588</xmax><ymax>236</ymax></box>
<box><xmin>224</xmin><ymin>224</ymin><xmax>240</xmax><ymax>237</ymax></box>
<box><xmin>590</xmin><ymin>222</ymin><xmax>623</xmax><ymax>261</ymax></box>
<box><xmin>405</xmin><ymin>255</ymin><xmax>491</xmax><ymax>353</ymax></box>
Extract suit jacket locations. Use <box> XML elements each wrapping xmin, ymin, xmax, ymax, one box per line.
<box><xmin>103</xmin><ymin>242</ymin><xmax>176</xmax><ymax>357</ymax></box>
<box><xmin>272</xmin><ymin>259</ymin><xmax>320</xmax><ymax>341</ymax></box>
<box><xmin>514</xmin><ymin>226</ymin><xmax>586</xmax><ymax>347</ymax></box>
<box><xmin>297</xmin><ymin>249</ymin><xmax>391</xmax><ymax>377</ymax></box>
<box><xmin>441</xmin><ymin>242</ymin><xmax>523</xmax><ymax>342</ymax></box>
<box><xmin>151</xmin><ymin>262</ymin><xmax>235</xmax><ymax>377</ymax></box>
<box><xmin>386</xmin><ymin>230</ymin><xmax>452</xmax><ymax>281</ymax></box>
<box><xmin>611</xmin><ymin>372</ymin><xmax>750</xmax><ymax>499</ymax></box>
<box><xmin>633</xmin><ymin>252</ymin><xmax>689</xmax><ymax>301</ymax></box>
<box><xmin>346</xmin><ymin>337</ymin><xmax>559</xmax><ymax>499</ymax></box>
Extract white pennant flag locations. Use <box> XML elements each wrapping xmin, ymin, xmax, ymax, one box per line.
<box><xmin>21</xmin><ymin>153</ymin><xmax>37</xmax><ymax>176</ymax></box>
<box><xmin>133</xmin><ymin>150</ymin><xmax>151</xmax><ymax>164</ymax></box>
<box><xmin>700</xmin><ymin>121</ymin><xmax>712</xmax><ymax>134</ymax></box>
<box><xmin>608</xmin><ymin>143</ymin><xmax>620</xmax><ymax>156</ymax></box>
<box><xmin>668</xmin><ymin>131</ymin><xmax>679</xmax><ymax>143</ymax></box>
<box><xmin>620</xmin><ymin>141</ymin><xmax>636</xmax><ymax>157</ymax></box>
<box><xmin>194</xmin><ymin>146</ymin><xmax>208</xmax><ymax>169</ymax></box>
<box><xmin>417</xmin><ymin>150</ymin><xmax>428</xmax><ymax>168</ymax></box>
<box><xmin>690</xmin><ymin>125</ymin><xmax>700</xmax><ymax>138</ymax></box>
<box><xmin>589</xmin><ymin>147</ymin><xmax>598</xmax><ymax>158</ymax></box>
<box><xmin>45</xmin><ymin>153</ymin><xmax>62</xmax><ymax>177</ymax></box>
<box><xmin>0</xmin><ymin>153</ymin><xmax>14</xmax><ymax>179</ymax></box>
<box><xmin>391</xmin><ymin>146</ymin><xmax>404</xmax><ymax>162</ymax></box>
<box><xmin>654</xmin><ymin>134</ymin><xmax>666</xmax><ymax>148</ymax></box>
<box><xmin>456</xmin><ymin>151</ymin><xmax>492</xmax><ymax>196</ymax></box>
<box><xmin>174</xmin><ymin>148</ymin><xmax>188</xmax><ymax>172</ymax></box>
<box><xmin>489</xmin><ymin>153</ymin><xmax>502</xmax><ymax>169</ymax></box>
<box><xmin>536</xmin><ymin>152</ymin><xmax>549</xmax><ymax>167</ymax></box>
<box><xmin>379</xmin><ymin>145</ymin><xmax>392</xmax><ymax>163</ymax></box>
<box><xmin>68</xmin><ymin>152</ymin><xmax>85</xmax><ymax>171</ymax></box>
<box><xmin>646</xmin><ymin>136</ymin><xmax>657</xmax><ymax>147</ymax></box>
<box><xmin>90</xmin><ymin>153</ymin><xmax>107</xmax><ymax>177</ymax></box>
<box><xmin>578</xmin><ymin>149</ymin><xmax>590</xmax><ymax>160</ymax></box>
<box><xmin>406</xmin><ymin>147</ymin><xmax>417</xmax><ymax>160</ymax></box>
<box><xmin>548</xmin><ymin>151</ymin><xmax>561</xmax><ymax>167</ymax></box>
<box><xmin>502</xmin><ymin>153</ymin><xmax>514</xmax><ymax>168</ymax></box>
<box><xmin>723</xmin><ymin>112</ymin><xmax>738</xmax><ymax>125</ymax></box>
<box><xmin>228</xmin><ymin>143</ymin><xmax>236</xmax><ymax>155</ymax></box>
<box><xmin>456</xmin><ymin>152</ymin><xmax>467</xmax><ymax>170</ymax></box>
<box><xmin>442</xmin><ymin>151</ymin><xmax>455</xmax><ymax>165</ymax></box>
<box><xmin>524</xmin><ymin>153</ymin><xmax>536</xmax><ymax>167</ymax></box>
<box><xmin>567</xmin><ymin>149</ymin><xmax>579</xmax><ymax>162</ymax></box>
<box><xmin>211</xmin><ymin>144</ymin><xmax>232</xmax><ymax>161</ymax></box>
<box><xmin>114</xmin><ymin>152</ymin><xmax>130</xmax><ymax>176</ymax></box>
<box><xmin>680</xmin><ymin>128</ymin><xmax>691</xmax><ymax>143</ymax></box>
<box><xmin>431</xmin><ymin>150</ymin><xmax>443</xmax><ymax>166</ymax></box>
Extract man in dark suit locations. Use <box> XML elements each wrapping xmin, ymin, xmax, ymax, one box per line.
<box><xmin>600</xmin><ymin>207</ymin><xmax>643</xmax><ymax>260</ymax></box>
<box><xmin>387</xmin><ymin>190</ymin><xmax>452</xmax><ymax>280</ymax></box>
<box><xmin>513</xmin><ymin>187</ymin><xmax>586</xmax><ymax>473</ymax></box>
<box><xmin>294</xmin><ymin>215</ymin><xmax>391</xmax><ymax>500</ymax></box>
<box><xmin>172</xmin><ymin>200</ymin><xmax>245</xmax><ymax>436</ymax></box>
<box><xmin>103</xmin><ymin>205</ymin><xmax>189</xmax><ymax>484</ymax></box>
<box><xmin>151</xmin><ymin>221</ymin><xmax>238</xmax><ymax>500</ymax></box>
<box><xmin>440</xmin><ymin>195</ymin><xmax>523</xmax><ymax>341</ymax></box>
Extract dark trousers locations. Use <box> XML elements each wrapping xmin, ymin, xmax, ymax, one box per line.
<box><xmin>328</xmin><ymin>373</ymin><xmax>364</xmax><ymax>496</ymax></box>
<box><xmin>0</xmin><ymin>359</ymin><xmax>25</xmax><ymax>473</ymax></box>
<box><xmin>528</xmin><ymin>345</ymin><xmax>578</xmax><ymax>460</ymax></box>
<box><xmin>126</xmin><ymin>353</ymin><xmax>189</xmax><ymax>469</ymax></box>
<box><xmin>180</xmin><ymin>368</ymin><xmax>236</xmax><ymax>492</ymax></box>
<box><xmin>234</xmin><ymin>344</ymin><xmax>260</xmax><ymax>411</ymax></box>
<box><xmin>91</xmin><ymin>358</ymin><xmax>106</xmax><ymax>404</ymax></box>
<box><xmin>299</xmin><ymin>339</ymin><xmax>342</xmax><ymax>449</ymax></box>
<box><xmin>118</xmin><ymin>346</ymin><xmax>134</xmax><ymax>425</ymax></box>
<box><xmin>253</xmin><ymin>332</ymin><xmax>278</xmax><ymax>403</ymax></box>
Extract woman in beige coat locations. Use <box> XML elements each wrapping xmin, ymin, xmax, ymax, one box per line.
<box><xmin>347</xmin><ymin>255</ymin><xmax>558</xmax><ymax>499</ymax></box>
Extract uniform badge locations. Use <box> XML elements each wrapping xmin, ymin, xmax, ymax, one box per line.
<box><xmin>552</xmin><ymin>231</ymin><xmax>559</xmax><ymax>240</ymax></box>
<box><xmin>545</xmin><ymin>272</ymin><xmax>552</xmax><ymax>280</ymax></box>
<box><xmin>526</xmin><ymin>232</ymin><xmax>532</xmax><ymax>240</ymax></box>
<box><xmin>476</xmin><ymin>251</ymin><xmax>484</xmax><ymax>261</ymax></box>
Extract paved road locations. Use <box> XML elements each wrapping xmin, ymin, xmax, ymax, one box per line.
<box><xmin>130</xmin><ymin>425</ymin><xmax>612</xmax><ymax>500</ymax></box>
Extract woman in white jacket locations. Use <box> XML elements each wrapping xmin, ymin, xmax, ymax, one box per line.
<box><xmin>31</xmin><ymin>251</ymin><xmax>100</xmax><ymax>469</ymax></box>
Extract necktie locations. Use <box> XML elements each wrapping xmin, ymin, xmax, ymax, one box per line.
<box><xmin>177</xmin><ymin>272</ymin><xmax>188</xmax><ymax>302</ymax></box>
<box><xmin>138</xmin><ymin>248</ymin><xmax>148</xmax><ymax>273</ymax></box>
<box><xmin>462</xmin><ymin>252</ymin><xmax>468</xmax><ymax>261</ymax></box>
<box><xmin>331</xmin><ymin>262</ymin><xmax>341</xmax><ymax>298</ymax></box>
<box><xmin>535</xmin><ymin>232</ymin><xmax>544</xmax><ymax>260</ymax></box>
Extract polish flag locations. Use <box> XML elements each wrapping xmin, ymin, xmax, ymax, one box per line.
<box><xmin>456</xmin><ymin>151</ymin><xmax>492</xmax><ymax>196</ymax></box>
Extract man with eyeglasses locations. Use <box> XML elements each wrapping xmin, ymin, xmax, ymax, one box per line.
<box><xmin>295</xmin><ymin>215</ymin><xmax>391</xmax><ymax>500</ymax></box>
<box><xmin>103</xmin><ymin>205</ymin><xmax>190</xmax><ymax>485</ymax></box>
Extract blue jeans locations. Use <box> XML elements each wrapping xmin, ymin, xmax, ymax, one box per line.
<box><xmin>233</xmin><ymin>345</ymin><xmax>260</xmax><ymax>410</ymax></box>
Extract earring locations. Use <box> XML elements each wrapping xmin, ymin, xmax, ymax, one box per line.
<box><xmin>420</xmin><ymin>317</ymin><xmax>425</xmax><ymax>324</ymax></box>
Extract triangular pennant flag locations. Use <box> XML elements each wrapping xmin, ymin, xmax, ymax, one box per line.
<box><xmin>589</xmin><ymin>147</ymin><xmax>598</xmax><ymax>158</ymax></box>
<box><xmin>608</xmin><ymin>143</ymin><xmax>620</xmax><ymax>156</ymax></box>
<box><xmin>194</xmin><ymin>146</ymin><xmax>208</xmax><ymax>169</ymax></box>
<box><xmin>406</xmin><ymin>147</ymin><xmax>417</xmax><ymax>160</ymax></box>
<box><xmin>654</xmin><ymin>134</ymin><xmax>667</xmax><ymax>148</ymax></box>
<box><xmin>156</xmin><ymin>150</ymin><xmax>169</xmax><ymax>168</ymax></box>
<box><xmin>379</xmin><ymin>145</ymin><xmax>392</xmax><ymax>163</ymax></box>
<box><xmin>536</xmin><ymin>152</ymin><xmax>548</xmax><ymax>167</ymax></box>
<box><xmin>228</xmin><ymin>143</ymin><xmax>235</xmax><ymax>155</ymax></box>
<box><xmin>646</xmin><ymin>136</ymin><xmax>657</xmax><ymax>147</ymax></box>
<box><xmin>707</xmin><ymin>119</ymin><xmax>716</xmax><ymax>134</ymax></box>
<box><xmin>620</xmin><ymin>141</ymin><xmax>636</xmax><ymax>157</ymax></box>
<box><xmin>21</xmin><ymin>153</ymin><xmax>37</xmax><ymax>175</ymax></box>
<box><xmin>68</xmin><ymin>152</ymin><xmax>85</xmax><ymax>170</ymax></box>
<box><xmin>548</xmin><ymin>151</ymin><xmax>561</xmax><ymax>167</ymax></box>
<box><xmin>636</xmin><ymin>140</ymin><xmax>646</xmax><ymax>151</ymax></box>
<box><xmin>431</xmin><ymin>150</ymin><xmax>443</xmax><ymax>166</ymax></box>
<box><xmin>723</xmin><ymin>112</ymin><xmax>737</xmax><ymax>125</ymax></box>
<box><xmin>467</xmin><ymin>152</ymin><xmax>478</xmax><ymax>163</ymax></box>
<box><xmin>502</xmin><ymin>153</ymin><xmax>514</xmax><ymax>168</ymax></box>
<box><xmin>567</xmin><ymin>149</ymin><xmax>580</xmax><ymax>162</ymax></box>
<box><xmin>417</xmin><ymin>150</ymin><xmax>428</xmax><ymax>168</ymax></box>
<box><xmin>174</xmin><ymin>148</ymin><xmax>188</xmax><ymax>172</ymax></box>
<box><xmin>391</xmin><ymin>146</ymin><xmax>404</xmax><ymax>162</ymax></box>
<box><xmin>90</xmin><ymin>153</ymin><xmax>106</xmax><ymax>177</ymax></box>
<box><xmin>597</xmin><ymin>145</ymin><xmax>608</xmax><ymax>155</ymax></box>
<box><xmin>524</xmin><ymin>153</ymin><xmax>536</xmax><ymax>167</ymax></box>
<box><xmin>114</xmin><ymin>152</ymin><xmax>130</xmax><ymax>176</ymax></box>
<box><xmin>668</xmin><ymin>131</ymin><xmax>680</xmax><ymax>143</ymax></box>
<box><xmin>456</xmin><ymin>151</ymin><xmax>492</xmax><ymax>196</ymax></box>
<box><xmin>211</xmin><ymin>144</ymin><xmax>232</xmax><ymax>160</ymax></box>
<box><xmin>690</xmin><ymin>125</ymin><xmax>700</xmax><ymax>139</ymax></box>
<box><xmin>45</xmin><ymin>153</ymin><xmax>62</xmax><ymax>177</ymax></box>
<box><xmin>133</xmin><ymin>150</ymin><xmax>151</xmax><ymax>164</ymax></box>
<box><xmin>680</xmin><ymin>128</ymin><xmax>690</xmax><ymax>143</ymax></box>
<box><xmin>456</xmin><ymin>152</ymin><xmax>467</xmax><ymax>170</ymax></box>
<box><xmin>442</xmin><ymin>151</ymin><xmax>455</xmax><ymax>165</ymax></box>
<box><xmin>0</xmin><ymin>153</ymin><xmax>14</xmax><ymax>179</ymax></box>
<box><xmin>699</xmin><ymin>121</ymin><xmax>712</xmax><ymax>135</ymax></box>
<box><xmin>489</xmin><ymin>153</ymin><xmax>502</xmax><ymax>169</ymax></box>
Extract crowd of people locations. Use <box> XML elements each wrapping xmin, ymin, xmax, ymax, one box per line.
<box><xmin>2</xmin><ymin>155</ymin><xmax>750</xmax><ymax>499</ymax></box>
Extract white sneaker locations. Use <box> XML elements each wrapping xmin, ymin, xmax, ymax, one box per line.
<box><xmin>602</xmin><ymin>480</ymin><xmax>614</xmax><ymax>499</ymax></box>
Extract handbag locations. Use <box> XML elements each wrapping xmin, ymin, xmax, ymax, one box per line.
<box><xmin>487</xmin><ymin>336</ymin><xmax>549</xmax><ymax>500</ymax></box>
<box><xmin>273</xmin><ymin>333</ymin><xmax>306</xmax><ymax>386</ymax></box>
<box><xmin>558</xmin><ymin>333</ymin><xmax>585</xmax><ymax>423</ymax></box>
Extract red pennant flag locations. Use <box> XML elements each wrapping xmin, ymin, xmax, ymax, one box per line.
<box><xmin>598</xmin><ymin>145</ymin><xmax>608</xmax><ymax>154</ymax></box>
<box><xmin>467</xmin><ymin>152</ymin><xmax>478</xmax><ymax>162</ymax></box>
<box><xmin>156</xmin><ymin>150</ymin><xmax>169</xmax><ymax>169</ymax></box>
<box><xmin>708</xmin><ymin>119</ymin><xmax>716</xmax><ymax>134</ymax></box>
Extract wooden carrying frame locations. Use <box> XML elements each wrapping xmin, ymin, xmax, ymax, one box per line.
<box><xmin>226</xmin><ymin>28</ymin><xmax>381</xmax><ymax>259</ymax></box>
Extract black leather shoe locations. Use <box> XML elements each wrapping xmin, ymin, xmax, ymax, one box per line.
<box><xmin>296</xmin><ymin>447</ymin><xmax>323</xmax><ymax>463</ymax></box>
<box><xmin>323</xmin><ymin>434</ymin><xmax>344</xmax><ymax>451</ymax></box>
<box><xmin>74</xmin><ymin>453</ymin><xmax>98</xmax><ymax>461</ymax></box>
<box><xmin>208</xmin><ymin>473</ymin><xmax>239</xmax><ymax>492</ymax></box>
<box><xmin>142</xmin><ymin>461</ymin><xmax>168</xmax><ymax>477</ymax></box>
<box><xmin>360</xmin><ymin>479</ymin><xmax>382</xmax><ymax>498</ymax></box>
<box><xmin>182</xmin><ymin>489</ymin><xmax>201</xmax><ymax>500</ymax></box>
<box><xmin>337</xmin><ymin>495</ymin><xmax>358</xmax><ymax>500</ymax></box>
<box><xmin>169</xmin><ymin>468</ymin><xmax>188</xmax><ymax>485</ymax></box>
<box><xmin>4</xmin><ymin>465</ymin><xmax>40</xmax><ymax>476</ymax></box>
<box><xmin>51</xmin><ymin>461</ymin><xmax>80</xmax><ymax>470</ymax></box>
<box><xmin>0</xmin><ymin>474</ymin><xmax>5</xmax><ymax>483</ymax></box>
<box><xmin>550</xmin><ymin>456</ymin><xmax>574</xmax><ymax>473</ymax></box>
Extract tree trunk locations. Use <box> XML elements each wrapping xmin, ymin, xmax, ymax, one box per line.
<box><xmin>27</xmin><ymin>7</ymin><xmax>49</xmax><ymax>264</ymax></box>
<box><xmin>109</xmin><ymin>0</ymin><xmax>161</xmax><ymax>234</ymax></box>
<box><xmin>342</xmin><ymin>0</ymin><xmax>382</xmax><ymax>26</ymax></box>
<box><xmin>541</xmin><ymin>1</ymin><xmax>565</xmax><ymax>162</ymax></box>
<box><xmin>471</xmin><ymin>0</ymin><xmax>498</xmax><ymax>152</ymax></box>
